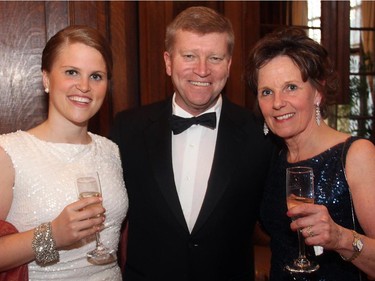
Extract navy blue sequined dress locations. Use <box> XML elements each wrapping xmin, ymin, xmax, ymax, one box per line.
<box><xmin>260</xmin><ymin>137</ymin><xmax>367</xmax><ymax>281</ymax></box>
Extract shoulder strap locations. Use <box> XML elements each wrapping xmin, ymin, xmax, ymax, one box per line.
<box><xmin>341</xmin><ymin>137</ymin><xmax>366</xmax><ymax>281</ymax></box>
<box><xmin>341</xmin><ymin>137</ymin><xmax>358</xmax><ymax>230</ymax></box>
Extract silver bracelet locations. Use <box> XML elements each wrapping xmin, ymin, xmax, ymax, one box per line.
<box><xmin>32</xmin><ymin>222</ymin><xmax>59</xmax><ymax>265</ymax></box>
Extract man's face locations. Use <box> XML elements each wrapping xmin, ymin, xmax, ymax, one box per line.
<box><xmin>164</xmin><ymin>30</ymin><xmax>232</xmax><ymax>115</ymax></box>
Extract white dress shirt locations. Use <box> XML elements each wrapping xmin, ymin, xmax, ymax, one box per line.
<box><xmin>172</xmin><ymin>94</ymin><xmax>222</xmax><ymax>232</ymax></box>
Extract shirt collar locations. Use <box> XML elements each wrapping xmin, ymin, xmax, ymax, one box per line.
<box><xmin>172</xmin><ymin>93</ymin><xmax>222</xmax><ymax>118</ymax></box>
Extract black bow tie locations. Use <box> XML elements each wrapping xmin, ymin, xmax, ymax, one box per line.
<box><xmin>170</xmin><ymin>112</ymin><xmax>217</xmax><ymax>135</ymax></box>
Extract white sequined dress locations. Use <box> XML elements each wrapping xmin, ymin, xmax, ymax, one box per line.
<box><xmin>0</xmin><ymin>131</ymin><xmax>128</xmax><ymax>281</ymax></box>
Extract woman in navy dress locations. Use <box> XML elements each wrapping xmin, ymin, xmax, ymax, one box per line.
<box><xmin>246</xmin><ymin>27</ymin><xmax>375</xmax><ymax>281</ymax></box>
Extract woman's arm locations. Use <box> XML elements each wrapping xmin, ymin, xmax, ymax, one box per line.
<box><xmin>288</xmin><ymin>139</ymin><xmax>375</xmax><ymax>279</ymax></box>
<box><xmin>344</xmin><ymin>139</ymin><xmax>375</xmax><ymax>278</ymax></box>
<box><xmin>0</xmin><ymin>148</ymin><xmax>106</xmax><ymax>271</ymax></box>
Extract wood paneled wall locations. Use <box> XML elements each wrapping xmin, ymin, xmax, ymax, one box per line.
<box><xmin>0</xmin><ymin>1</ymin><xmax>260</xmax><ymax>137</ymax></box>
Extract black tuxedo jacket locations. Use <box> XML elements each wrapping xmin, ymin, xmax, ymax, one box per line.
<box><xmin>111</xmin><ymin>97</ymin><xmax>276</xmax><ymax>281</ymax></box>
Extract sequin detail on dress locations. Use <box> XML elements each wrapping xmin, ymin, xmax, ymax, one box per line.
<box><xmin>260</xmin><ymin>137</ymin><xmax>367</xmax><ymax>281</ymax></box>
<box><xmin>0</xmin><ymin>131</ymin><xmax>128</xmax><ymax>281</ymax></box>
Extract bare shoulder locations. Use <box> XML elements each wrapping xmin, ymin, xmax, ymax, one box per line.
<box><xmin>347</xmin><ymin>138</ymin><xmax>375</xmax><ymax>162</ymax></box>
<box><xmin>0</xmin><ymin>146</ymin><xmax>15</xmax><ymax>219</ymax></box>
<box><xmin>0</xmin><ymin>146</ymin><xmax>13</xmax><ymax>170</ymax></box>
<box><xmin>346</xmin><ymin>139</ymin><xmax>375</xmax><ymax>236</ymax></box>
<box><xmin>346</xmin><ymin>138</ymin><xmax>374</xmax><ymax>174</ymax></box>
<box><xmin>344</xmin><ymin>138</ymin><xmax>374</xmax><ymax>192</ymax></box>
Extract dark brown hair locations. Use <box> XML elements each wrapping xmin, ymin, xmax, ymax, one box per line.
<box><xmin>245</xmin><ymin>27</ymin><xmax>338</xmax><ymax>118</ymax></box>
<box><xmin>165</xmin><ymin>6</ymin><xmax>234</xmax><ymax>56</ymax></box>
<box><xmin>42</xmin><ymin>25</ymin><xmax>113</xmax><ymax>80</ymax></box>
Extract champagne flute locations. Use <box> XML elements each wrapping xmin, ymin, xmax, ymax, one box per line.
<box><xmin>76</xmin><ymin>172</ymin><xmax>116</xmax><ymax>265</ymax></box>
<box><xmin>285</xmin><ymin>166</ymin><xmax>319</xmax><ymax>273</ymax></box>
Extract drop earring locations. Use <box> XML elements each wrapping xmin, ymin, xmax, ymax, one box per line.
<box><xmin>263</xmin><ymin>122</ymin><xmax>269</xmax><ymax>136</ymax></box>
<box><xmin>315</xmin><ymin>103</ymin><xmax>321</xmax><ymax>126</ymax></box>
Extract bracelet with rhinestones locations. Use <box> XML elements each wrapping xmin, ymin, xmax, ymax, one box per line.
<box><xmin>31</xmin><ymin>222</ymin><xmax>59</xmax><ymax>265</ymax></box>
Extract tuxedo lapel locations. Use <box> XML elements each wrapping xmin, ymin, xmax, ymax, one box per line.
<box><xmin>192</xmin><ymin>99</ymin><xmax>248</xmax><ymax>234</ymax></box>
<box><xmin>144</xmin><ymin>101</ymin><xmax>188</xmax><ymax>232</ymax></box>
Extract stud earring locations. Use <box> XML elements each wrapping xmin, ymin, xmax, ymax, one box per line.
<box><xmin>45</xmin><ymin>88</ymin><xmax>49</xmax><ymax>94</ymax></box>
<box><xmin>263</xmin><ymin>122</ymin><xmax>269</xmax><ymax>136</ymax></box>
<box><xmin>315</xmin><ymin>103</ymin><xmax>321</xmax><ymax>126</ymax></box>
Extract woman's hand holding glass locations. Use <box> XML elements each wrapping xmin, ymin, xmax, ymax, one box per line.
<box><xmin>51</xmin><ymin>193</ymin><xmax>105</xmax><ymax>250</ymax></box>
<box><xmin>288</xmin><ymin>202</ymin><xmax>345</xmax><ymax>252</ymax></box>
<box><xmin>76</xmin><ymin>173</ymin><xmax>116</xmax><ymax>265</ymax></box>
<box><xmin>285</xmin><ymin>166</ymin><xmax>319</xmax><ymax>273</ymax></box>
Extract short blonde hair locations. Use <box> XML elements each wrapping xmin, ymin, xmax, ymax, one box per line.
<box><xmin>165</xmin><ymin>6</ymin><xmax>234</xmax><ymax>56</ymax></box>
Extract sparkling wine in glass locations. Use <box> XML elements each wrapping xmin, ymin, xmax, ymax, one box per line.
<box><xmin>285</xmin><ymin>166</ymin><xmax>319</xmax><ymax>273</ymax></box>
<box><xmin>76</xmin><ymin>172</ymin><xmax>116</xmax><ymax>265</ymax></box>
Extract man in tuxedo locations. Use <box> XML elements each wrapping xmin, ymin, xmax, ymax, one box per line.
<box><xmin>111</xmin><ymin>6</ymin><xmax>275</xmax><ymax>281</ymax></box>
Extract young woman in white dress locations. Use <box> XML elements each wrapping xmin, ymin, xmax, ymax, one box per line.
<box><xmin>0</xmin><ymin>25</ymin><xmax>128</xmax><ymax>280</ymax></box>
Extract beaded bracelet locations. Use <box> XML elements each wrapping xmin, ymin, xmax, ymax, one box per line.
<box><xmin>31</xmin><ymin>222</ymin><xmax>59</xmax><ymax>265</ymax></box>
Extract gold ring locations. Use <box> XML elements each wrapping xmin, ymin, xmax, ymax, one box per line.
<box><xmin>306</xmin><ymin>225</ymin><xmax>314</xmax><ymax>237</ymax></box>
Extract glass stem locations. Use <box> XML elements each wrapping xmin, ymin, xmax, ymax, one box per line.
<box><xmin>95</xmin><ymin>233</ymin><xmax>105</xmax><ymax>250</ymax></box>
<box><xmin>297</xmin><ymin>229</ymin><xmax>307</xmax><ymax>259</ymax></box>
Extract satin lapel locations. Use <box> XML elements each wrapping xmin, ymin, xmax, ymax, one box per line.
<box><xmin>192</xmin><ymin>100</ymin><xmax>248</xmax><ymax>234</ymax></box>
<box><xmin>144</xmin><ymin>102</ymin><xmax>188</xmax><ymax>231</ymax></box>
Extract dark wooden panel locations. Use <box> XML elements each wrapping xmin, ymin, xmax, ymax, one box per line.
<box><xmin>0</xmin><ymin>1</ymin><xmax>48</xmax><ymax>133</ymax></box>
<box><xmin>138</xmin><ymin>1</ymin><xmax>173</xmax><ymax>105</ymax></box>
<box><xmin>242</xmin><ymin>1</ymin><xmax>261</xmax><ymax>110</ymax></box>
<box><xmin>45</xmin><ymin>1</ymin><xmax>69</xmax><ymax>39</ymax></box>
<box><xmin>109</xmin><ymin>1</ymin><xmax>139</xmax><ymax>114</ymax></box>
<box><xmin>224</xmin><ymin>1</ymin><xmax>250</xmax><ymax>107</ymax></box>
<box><xmin>172</xmin><ymin>1</ymin><xmax>223</xmax><ymax>16</ymax></box>
<box><xmin>68</xmin><ymin>1</ymin><xmax>101</xmax><ymax>27</ymax></box>
<box><xmin>321</xmin><ymin>1</ymin><xmax>350</xmax><ymax>104</ymax></box>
